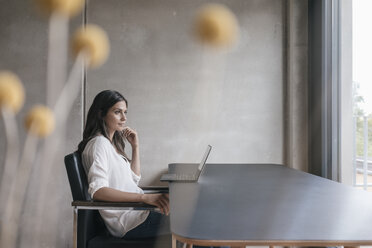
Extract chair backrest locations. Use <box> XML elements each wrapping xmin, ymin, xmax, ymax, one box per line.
<box><xmin>65</xmin><ymin>152</ymin><xmax>107</xmax><ymax>248</ymax></box>
<box><xmin>65</xmin><ymin>152</ymin><xmax>91</xmax><ymax>201</ymax></box>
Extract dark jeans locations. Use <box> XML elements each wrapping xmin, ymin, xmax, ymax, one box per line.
<box><xmin>123</xmin><ymin>211</ymin><xmax>170</xmax><ymax>239</ymax></box>
<box><xmin>123</xmin><ymin>211</ymin><xmax>228</xmax><ymax>248</ymax></box>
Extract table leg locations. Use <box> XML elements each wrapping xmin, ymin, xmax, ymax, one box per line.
<box><xmin>172</xmin><ymin>234</ymin><xmax>177</xmax><ymax>248</ymax></box>
<box><xmin>73</xmin><ymin>207</ymin><xmax>77</xmax><ymax>248</ymax></box>
<box><xmin>231</xmin><ymin>246</ymin><xmax>245</xmax><ymax>248</ymax></box>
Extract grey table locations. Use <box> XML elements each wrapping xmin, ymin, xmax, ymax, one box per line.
<box><xmin>168</xmin><ymin>163</ymin><xmax>372</xmax><ymax>248</ymax></box>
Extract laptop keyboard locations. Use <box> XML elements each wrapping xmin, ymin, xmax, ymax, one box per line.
<box><xmin>175</xmin><ymin>174</ymin><xmax>197</xmax><ymax>180</ymax></box>
<box><xmin>162</xmin><ymin>174</ymin><xmax>197</xmax><ymax>181</ymax></box>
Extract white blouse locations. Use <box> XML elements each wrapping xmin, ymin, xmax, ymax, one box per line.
<box><xmin>82</xmin><ymin>135</ymin><xmax>149</xmax><ymax>237</ymax></box>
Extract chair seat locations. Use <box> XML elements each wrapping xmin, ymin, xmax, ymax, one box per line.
<box><xmin>88</xmin><ymin>234</ymin><xmax>171</xmax><ymax>248</ymax></box>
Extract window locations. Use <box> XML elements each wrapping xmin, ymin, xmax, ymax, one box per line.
<box><xmin>351</xmin><ymin>0</ymin><xmax>372</xmax><ymax>191</ymax></box>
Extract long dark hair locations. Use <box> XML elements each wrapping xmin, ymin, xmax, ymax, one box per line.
<box><xmin>78</xmin><ymin>90</ymin><xmax>129</xmax><ymax>159</ymax></box>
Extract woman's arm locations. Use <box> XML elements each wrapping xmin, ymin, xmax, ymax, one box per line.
<box><xmin>123</xmin><ymin>127</ymin><xmax>140</xmax><ymax>176</ymax></box>
<box><xmin>93</xmin><ymin>187</ymin><xmax>169</xmax><ymax>215</ymax></box>
<box><xmin>130</xmin><ymin>146</ymin><xmax>140</xmax><ymax>176</ymax></box>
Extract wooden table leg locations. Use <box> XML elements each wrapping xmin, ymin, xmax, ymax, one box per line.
<box><xmin>172</xmin><ymin>234</ymin><xmax>194</xmax><ymax>248</ymax></box>
<box><xmin>172</xmin><ymin>234</ymin><xmax>177</xmax><ymax>248</ymax></box>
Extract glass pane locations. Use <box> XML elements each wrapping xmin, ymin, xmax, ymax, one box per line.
<box><xmin>352</xmin><ymin>0</ymin><xmax>372</xmax><ymax>191</ymax></box>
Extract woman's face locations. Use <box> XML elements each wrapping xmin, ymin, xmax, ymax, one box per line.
<box><xmin>103</xmin><ymin>100</ymin><xmax>127</xmax><ymax>136</ymax></box>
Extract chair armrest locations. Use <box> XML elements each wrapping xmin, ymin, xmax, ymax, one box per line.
<box><xmin>72</xmin><ymin>200</ymin><xmax>157</xmax><ymax>211</ymax></box>
<box><xmin>141</xmin><ymin>186</ymin><xmax>169</xmax><ymax>194</ymax></box>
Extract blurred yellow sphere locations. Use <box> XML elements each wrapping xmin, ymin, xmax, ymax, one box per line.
<box><xmin>34</xmin><ymin>0</ymin><xmax>85</xmax><ymax>18</ymax></box>
<box><xmin>72</xmin><ymin>25</ymin><xmax>110</xmax><ymax>68</ymax></box>
<box><xmin>0</xmin><ymin>71</ymin><xmax>25</xmax><ymax>113</ymax></box>
<box><xmin>24</xmin><ymin>105</ymin><xmax>55</xmax><ymax>138</ymax></box>
<box><xmin>194</xmin><ymin>3</ymin><xmax>239</xmax><ymax>47</ymax></box>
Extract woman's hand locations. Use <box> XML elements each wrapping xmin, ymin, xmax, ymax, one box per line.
<box><xmin>141</xmin><ymin>193</ymin><xmax>170</xmax><ymax>215</ymax></box>
<box><xmin>123</xmin><ymin>127</ymin><xmax>139</xmax><ymax>148</ymax></box>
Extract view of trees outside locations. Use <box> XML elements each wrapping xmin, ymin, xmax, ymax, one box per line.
<box><xmin>352</xmin><ymin>0</ymin><xmax>372</xmax><ymax>189</ymax></box>
<box><xmin>353</xmin><ymin>83</ymin><xmax>372</xmax><ymax>157</ymax></box>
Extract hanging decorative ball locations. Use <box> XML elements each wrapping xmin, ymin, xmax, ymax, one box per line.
<box><xmin>0</xmin><ymin>71</ymin><xmax>25</xmax><ymax>113</ymax></box>
<box><xmin>194</xmin><ymin>3</ymin><xmax>239</xmax><ymax>47</ymax></box>
<box><xmin>34</xmin><ymin>0</ymin><xmax>85</xmax><ymax>18</ymax></box>
<box><xmin>71</xmin><ymin>24</ymin><xmax>110</xmax><ymax>68</ymax></box>
<box><xmin>24</xmin><ymin>105</ymin><xmax>55</xmax><ymax>138</ymax></box>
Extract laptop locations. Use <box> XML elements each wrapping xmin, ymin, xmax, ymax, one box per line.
<box><xmin>160</xmin><ymin>145</ymin><xmax>212</xmax><ymax>182</ymax></box>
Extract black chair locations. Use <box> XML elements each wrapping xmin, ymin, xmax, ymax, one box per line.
<box><xmin>64</xmin><ymin>152</ymin><xmax>170</xmax><ymax>248</ymax></box>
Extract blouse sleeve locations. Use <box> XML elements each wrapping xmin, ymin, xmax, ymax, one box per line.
<box><xmin>122</xmin><ymin>156</ymin><xmax>141</xmax><ymax>185</ymax></box>
<box><xmin>87</xmin><ymin>139</ymin><xmax>110</xmax><ymax>198</ymax></box>
<box><xmin>131</xmin><ymin>170</ymin><xmax>141</xmax><ymax>185</ymax></box>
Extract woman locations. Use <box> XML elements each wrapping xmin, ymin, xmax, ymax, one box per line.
<box><xmin>77</xmin><ymin>90</ymin><xmax>170</xmax><ymax>239</ymax></box>
<box><xmin>78</xmin><ymin>90</ymin><xmax>227</xmax><ymax>247</ymax></box>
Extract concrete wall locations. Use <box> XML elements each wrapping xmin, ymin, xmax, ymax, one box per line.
<box><xmin>87</xmin><ymin>0</ymin><xmax>286</xmax><ymax>185</ymax></box>
<box><xmin>0</xmin><ymin>0</ymin><xmax>308</xmax><ymax>247</ymax></box>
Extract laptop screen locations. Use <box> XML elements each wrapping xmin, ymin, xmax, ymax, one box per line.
<box><xmin>196</xmin><ymin>145</ymin><xmax>212</xmax><ymax>176</ymax></box>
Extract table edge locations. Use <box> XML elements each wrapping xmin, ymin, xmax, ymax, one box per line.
<box><xmin>172</xmin><ymin>233</ymin><xmax>372</xmax><ymax>246</ymax></box>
